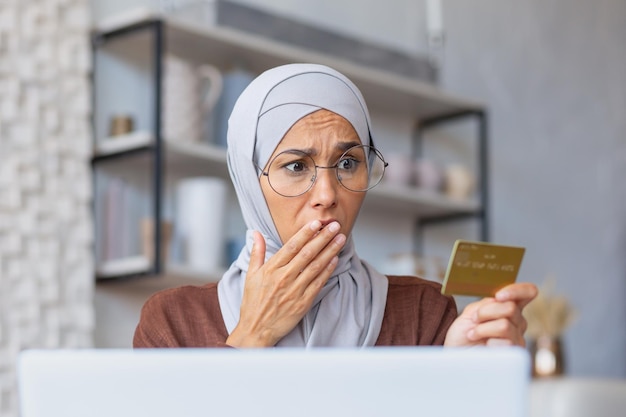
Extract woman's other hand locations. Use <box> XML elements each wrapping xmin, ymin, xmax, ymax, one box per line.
<box><xmin>444</xmin><ymin>282</ymin><xmax>538</xmax><ymax>347</ymax></box>
<box><xmin>226</xmin><ymin>220</ymin><xmax>346</xmax><ymax>348</ymax></box>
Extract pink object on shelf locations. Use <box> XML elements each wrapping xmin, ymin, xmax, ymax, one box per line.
<box><xmin>414</xmin><ymin>158</ymin><xmax>444</xmax><ymax>191</ymax></box>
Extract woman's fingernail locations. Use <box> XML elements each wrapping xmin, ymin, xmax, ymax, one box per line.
<box><xmin>334</xmin><ymin>234</ymin><xmax>346</xmax><ymax>245</ymax></box>
<box><xmin>310</xmin><ymin>220</ymin><xmax>321</xmax><ymax>231</ymax></box>
<box><xmin>328</xmin><ymin>221</ymin><xmax>340</xmax><ymax>232</ymax></box>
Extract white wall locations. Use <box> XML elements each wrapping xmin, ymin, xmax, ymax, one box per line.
<box><xmin>440</xmin><ymin>0</ymin><xmax>626</xmax><ymax>377</ymax></box>
<box><xmin>0</xmin><ymin>1</ymin><xmax>94</xmax><ymax>416</ymax></box>
<box><xmin>229</xmin><ymin>0</ymin><xmax>430</xmax><ymax>54</ymax></box>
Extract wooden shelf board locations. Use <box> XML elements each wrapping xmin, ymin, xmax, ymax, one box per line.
<box><xmin>95</xmin><ymin>131</ymin><xmax>153</xmax><ymax>157</ymax></box>
<box><xmin>96</xmin><ymin>255</ymin><xmax>151</xmax><ymax>279</ymax></box>
<box><xmin>165</xmin><ymin>138</ymin><xmax>230</xmax><ymax>180</ymax></box>
<box><xmin>165</xmin><ymin>263</ymin><xmax>224</xmax><ymax>282</ymax></box>
<box><xmin>364</xmin><ymin>183</ymin><xmax>480</xmax><ymax>218</ymax></box>
<box><xmin>96</xmin><ymin>256</ymin><xmax>224</xmax><ymax>283</ymax></box>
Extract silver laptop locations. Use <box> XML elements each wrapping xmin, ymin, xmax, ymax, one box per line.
<box><xmin>18</xmin><ymin>347</ymin><xmax>529</xmax><ymax>417</ymax></box>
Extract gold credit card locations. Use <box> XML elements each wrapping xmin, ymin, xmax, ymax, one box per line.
<box><xmin>441</xmin><ymin>240</ymin><xmax>526</xmax><ymax>297</ymax></box>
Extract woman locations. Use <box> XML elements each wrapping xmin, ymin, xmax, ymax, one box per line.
<box><xmin>134</xmin><ymin>63</ymin><xmax>537</xmax><ymax>348</ymax></box>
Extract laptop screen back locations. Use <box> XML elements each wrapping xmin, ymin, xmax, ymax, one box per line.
<box><xmin>18</xmin><ymin>347</ymin><xmax>529</xmax><ymax>417</ymax></box>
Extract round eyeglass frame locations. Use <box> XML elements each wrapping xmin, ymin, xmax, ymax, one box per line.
<box><xmin>259</xmin><ymin>144</ymin><xmax>388</xmax><ymax>198</ymax></box>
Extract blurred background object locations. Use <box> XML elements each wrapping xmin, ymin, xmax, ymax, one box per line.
<box><xmin>443</xmin><ymin>164</ymin><xmax>475</xmax><ymax>200</ymax></box>
<box><xmin>109</xmin><ymin>114</ymin><xmax>135</xmax><ymax>136</ymax></box>
<box><xmin>530</xmin><ymin>378</ymin><xmax>626</xmax><ymax>417</ymax></box>
<box><xmin>383</xmin><ymin>253</ymin><xmax>445</xmax><ymax>283</ymax></box>
<box><xmin>414</xmin><ymin>158</ymin><xmax>445</xmax><ymax>192</ymax></box>
<box><xmin>524</xmin><ymin>277</ymin><xmax>576</xmax><ymax>377</ymax></box>
<box><xmin>163</xmin><ymin>54</ymin><xmax>223</xmax><ymax>143</ymax></box>
<box><xmin>383</xmin><ymin>153</ymin><xmax>416</xmax><ymax>186</ymax></box>
<box><xmin>140</xmin><ymin>218</ymin><xmax>173</xmax><ymax>262</ymax></box>
<box><xmin>173</xmin><ymin>177</ymin><xmax>227</xmax><ymax>273</ymax></box>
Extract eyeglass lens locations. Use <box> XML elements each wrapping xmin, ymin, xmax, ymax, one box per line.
<box><xmin>266</xmin><ymin>145</ymin><xmax>386</xmax><ymax>197</ymax></box>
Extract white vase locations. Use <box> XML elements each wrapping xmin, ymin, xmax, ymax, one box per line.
<box><xmin>444</xmin><ymin>164</ymin><xmax>475</xmax><ymax>200</ymax></box>
<box><xmin>163</xmin><ymin>54</ymin><xmax>223</xmax><ymax>143</ymax></box>
<box><xmin>174</xmin><ymin>177</ymin><xmax>227</xmax><ymax>272</ymax></box>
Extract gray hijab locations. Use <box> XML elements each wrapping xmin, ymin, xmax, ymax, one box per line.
<box><xmin>217</xmin><ymin>63</ymin><xmax>388</xmax><ymax>347</ymax></box>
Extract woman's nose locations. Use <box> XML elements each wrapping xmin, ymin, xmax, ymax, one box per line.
<box><xmin>310</xmin><ymin>167</ymin><xmax>338</xmax><ymax>207</ymax></box>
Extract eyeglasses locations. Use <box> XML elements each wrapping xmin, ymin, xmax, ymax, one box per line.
<box><xmin>260</xmin><ymin>145</ymin><xmax>388</xmax><ymax>197</ymax></box>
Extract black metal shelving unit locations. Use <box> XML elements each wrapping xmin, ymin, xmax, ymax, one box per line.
<box><xmin>90</xmin><ymin>15</ymin><xmax>489</xmax><ymax>281</ymax></box>
<box><xmin>412</xmin><ymin>109</ymin><xmax>489</xmax><ymax>254</ymax></box>
<box><xmin>91</xmin><ymin>19</ymin><xmax>166</xmax><ymax>279</ymax></box>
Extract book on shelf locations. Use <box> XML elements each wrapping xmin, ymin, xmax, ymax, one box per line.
<box><xmin>96</xmin><ymin>174</ymin><xmax>150</xmax><ymax>266</ymax></box>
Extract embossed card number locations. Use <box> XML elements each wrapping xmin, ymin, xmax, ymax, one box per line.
<box><xmin>441</xmin><ymin>240</ymin><xmax>526</xmax><ymax>297</ymax></box>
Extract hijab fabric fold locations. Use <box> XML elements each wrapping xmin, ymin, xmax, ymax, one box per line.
<box><xmin>217</xmin><ymin>63</ymin><xmax>388</xmax><ymax>347</ymax></box>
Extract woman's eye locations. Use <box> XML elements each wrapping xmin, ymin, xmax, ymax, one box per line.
<box><xmin>338</xmin><ymin>157</ymin><xmax>360</xmax><ymax>171</ymax></box>
<box><xmin>287</xmin><ymin>161</ymin><xmax>304</xmax><ymax>172</ymax></box>
<box><xmin>283</xmin><ymin>160</ymin><xmax>310</xmax><ymax>173</ymax></box>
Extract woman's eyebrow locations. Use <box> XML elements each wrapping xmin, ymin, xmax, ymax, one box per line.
<box><xmin>337</xmin><ymin>141</ymin><xmax>361</xmax><ymax>151</ymax></box>
<box><xmin>282</xmin><ymin>147</ymin><xmax>316</xmax><ymax>156</ymax></box>
<box><xmin>281</xmin><ymin>141</ymin><xmax>361</xmax><ymax>156</ymax></box>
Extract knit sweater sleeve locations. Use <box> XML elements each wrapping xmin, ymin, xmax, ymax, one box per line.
<box><xmin>376</xmin><ymin>275</ymin><xmax>458</xmax><ymax>346</ymax></box>
<box><xmin>133</xmin><ymin>283</ymin><xmax>232</xmax><ymax>348</ymax></box>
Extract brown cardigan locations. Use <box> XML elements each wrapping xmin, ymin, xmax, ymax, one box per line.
<box><xmin>133</xmin><ymin>275</ymin><xmax>457</xmax><ymax>348</ymax></box>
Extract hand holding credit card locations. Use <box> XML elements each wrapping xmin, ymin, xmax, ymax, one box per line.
<box><xmin>441</xmin><ymin>240</ymin><xmax>525</xmax><ymax>297</ymax></box>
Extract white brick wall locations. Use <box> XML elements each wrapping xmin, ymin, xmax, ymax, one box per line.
<box><xmin>0</xmin><ymin>0</ymin><xmax>93</xmax><ymax>416</ymax></box>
